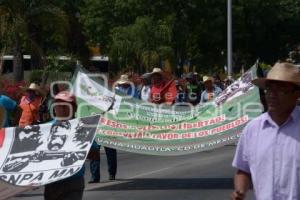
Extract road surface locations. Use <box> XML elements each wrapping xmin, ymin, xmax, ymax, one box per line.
<box><xmin>11</xmin><ymin>145</ymin><xmax>253</xmax><ymax>200</ymax></box>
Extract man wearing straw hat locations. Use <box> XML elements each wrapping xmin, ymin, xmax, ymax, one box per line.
<box><xmin>149</xmin><ymin>68</ymin><xmax>177</xmax><ymax>104</ymax></box>
<box><xmin>200</xmin><ymin>75</ymin><xmax>222</xmax><ymax>104</ymax></box>
<box><xmin>88</xmin><ymin>73</ymin><xmax>140</xmax><ymax>182</ymax></box>
<box><xmin>19</xmin><ymin>83</ymin><xmax>45</xmax><ymax>127</ymax></box>
<box><xmin>232</xmin><ymin>63</ymin><xmax>300</xmax><ymax>200</ymax></box>
<box><xmin>115</xmin><ymin>74</ymin><xmax>139</xmax><ymax>98</ymax></box>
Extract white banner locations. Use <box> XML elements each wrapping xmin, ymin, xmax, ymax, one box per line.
<box><xmin>0</xmin><ymin>115</ymin><xmax>100</xmax><ymax>187</ymax></box>
<box><xmin>74</xmin><ymin>71</ymin><xmax>122</xmax><ymax>114</ymax></box>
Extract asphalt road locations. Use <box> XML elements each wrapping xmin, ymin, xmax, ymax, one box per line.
<box><xmin>11</xmin><ymin>145</ymin><xmax>253</xmax><ymax>200</ymax></box>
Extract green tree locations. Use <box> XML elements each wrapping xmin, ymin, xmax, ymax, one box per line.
<box><xmin>79</xmin><ymin>0</ymin><xmax>300</xmax><ymax>74</ymax></box>
<box><xmin>0</xmin><ymin>0</ymin><xmax>68</xmax><ymax>81</ymax></box>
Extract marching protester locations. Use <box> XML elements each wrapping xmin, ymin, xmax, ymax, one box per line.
<box><xmin>87</xmin><ymin>140</ymin><xmax>101</xmax><ymax>183</ymax></box>
<box><xmin>200</xmin><ymin>76</ymin><xmax>222</xmax><ymax>104</ymax></box>
<box><xmin>149</xmin><ymin>68</ymin><xmax>167</xmax><ymax>104</ymax></box>
<box><xmin>185</xmin><ymin>72</ymin><xmax>202</xmax><ymax>105</ymax></box>
<box><xmin>97</xmin><ymin>72</ymin><xmax>150</xmax><ymax>180</ymax></box>
<box><xmin>44</xmin><ymin>90</ymin><xmax>85</xmax><ymax>200</ymax></box>
<box><xmin>232</xmin><ymin>62</ymin><xmax>300</xmax><ymax>200</ymax></box>
<box><xmin>213</xmin><ymin>73</ymin><xmax>225</xmax><ymax>90</ymax></box>
<box><xmin>115</xmin><ymin>74</ymin><xmax>139</xmax><ymax>98</ymax></box>
<box><xmin>18</xmin><ymin>83</ymin><xmax>45</xmax><ymax>127</ymax></box>
<box><xmin>139</xmin><ymin>73</ymin><xmax>152</xmax><ymax>102</ymax></box>
<box><xmin>0</xmin><ymin>87</ymin><xmax>18</xmax><ymax>127</ymax></box>
<box><xmin>87</xmin><ymin>73</ymin><xmax>145</xmax><ymax>183</ymax></box>
<box><xmin>150</xmin><ymin>68</ymin><xmax>177</xmax><ymax>105</ymax></box>
<box><xmin>175</xmin><ymin>80</ymin><xmax>186</xmax><ymax>103</ymax></box>
<box><xmin>88</xmin><ymin>74</ymin><xmax>142</xmax><ymax>183</ymax></box>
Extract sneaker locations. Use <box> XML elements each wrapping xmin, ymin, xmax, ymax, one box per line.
<box><xmin>109</xmin><ymin>175</ymin><xmax>115</xmax><ymax>180</ymax></box>
<box><xmin>88</xmin><ymin>180</ymin><xmax>100</xmax><ymax>184</ymax></box>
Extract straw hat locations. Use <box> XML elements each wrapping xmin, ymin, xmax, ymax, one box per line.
<box><xmin>150</xmin><ymin>68</ymin><xmax>163</xmax><ymax>75</ymax></box>
<box><xmin>116</xmin><ymin>74</ymin><xmax>130</xmax><ymax>85</ymax></box>
<box><xmin>54</xmin><ymin>91</ymin><xmax>76</xmax><ymax>102</ymax></box>
<box><xmin>252</xmin><ymin>62</ymin><xmax>300</xmax><ymax>88</ymax></box>
<box><xmin>20</xmin><ymin>83</ymin><xmax>44</xmax><ymax>96</ymax></box>
<box><xmin>203</xmin><ymin>76</ymin><xmax>213</xmax><ymax>83</ymax></box>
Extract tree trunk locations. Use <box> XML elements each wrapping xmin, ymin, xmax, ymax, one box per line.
<box><xmin>41</xmin><ymin>69</ymin><xmax>49</xmax><ymax>87</ymax></box>
<box><xmin>13</xmin><ymin>34</ymin><xmax>24</xmax><ymax>82</ymax></box>
<box><xmin>0</xmin><ymin>47</ymin><xmax>6</xmax><ymax>75</ymax></box>
<box><xmin>30</xmin><ymin>30</ymin><xmax>43</xmax><ymax>70</ymax></box>
<box><xmin>31</xmin><ymin>51</ymin><xmax>43</xmax><ymax>70</ymax></box>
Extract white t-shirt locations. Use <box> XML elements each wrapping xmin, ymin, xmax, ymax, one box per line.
<box><xmin>141</xmin><ymin>85</ymin><xmax>151</xmax><ymax>102</ymax></box>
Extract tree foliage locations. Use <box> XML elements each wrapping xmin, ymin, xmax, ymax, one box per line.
<box><xmin>79</xmin><ymin>0</ymin><xmax>300</xmax><ymax>75</ymax></box>
<box><xmin>1</xmin><ymin>0</ymin><xmax>300</xmax><ymax>81</ymax></box>
<box><xmin>0</xmin><ymin>0</ymin><xmax>68</xmax><ymax>81</ymax></box>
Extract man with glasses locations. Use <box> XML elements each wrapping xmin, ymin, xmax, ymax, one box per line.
<box><xmin>232</xmin><ymin>62</ymin><xmax>300</xmax><ymax>200</ymax></box>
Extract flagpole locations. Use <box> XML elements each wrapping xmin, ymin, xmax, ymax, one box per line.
<box><xmin>227</xmin><ymin>0</ymin><xmax>233</xmax><ymax>79</ymax></box>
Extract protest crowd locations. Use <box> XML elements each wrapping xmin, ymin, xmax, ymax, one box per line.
<box><xmin>0</xmin><ymin>66</ymin><xmax>234</xmax><ymax>130</ymax></box>
<box><xmin>0</xmin><ymin>66</ymin><xmax>234</xmax><ymax>200</ymax></box>
<box><xmin>113</xmin><ymin>67</ymin><xmax>233</xmax><ymax>105</ymax></box>
<box><xmin>1</xmin><ymin>62</ymin><xmax>300</xmax><ymax>200</ymax></box>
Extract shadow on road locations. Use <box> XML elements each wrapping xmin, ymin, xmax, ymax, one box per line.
<box><xmin>90</xmin><ymin>178</ymin><xmax>234</xmax><ymax>191</ymax></box>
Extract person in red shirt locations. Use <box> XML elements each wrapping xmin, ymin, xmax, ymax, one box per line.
<box><xmin>150</xmin><ymin>68</ymin><xmax>177</xmax><ymax>105</ymax></box>
<box><xmin>18</xmin><ymin>83</ymin><xmax>44</xmax><ymax>127</ymax></box>
<box><xmin>150</xmin><ymin>68</ymin><xmax>166</xmax><ymax>104</ymax></box>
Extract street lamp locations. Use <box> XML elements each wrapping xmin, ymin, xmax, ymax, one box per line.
<box><xmin>227</xmin><ymin>0</ymin><xmax>232</xmax><ymax>79</ymax></box>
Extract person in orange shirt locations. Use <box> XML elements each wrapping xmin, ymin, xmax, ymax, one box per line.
<box><xmin>18</xmin><ymin>83</ymin><xmax>44</xmax><ymax>127</ymax></box>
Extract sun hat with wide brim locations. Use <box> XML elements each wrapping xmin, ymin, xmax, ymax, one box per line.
<box><xmin>203</xmin><ymin>76</ymin><xmax>213</xmax><ymax>83</ymax></box>
<box><xmin>252</xmin><ymin>62</ymin><xmax>300</xmax><ymax>89</ymax></box>
<box><xmin>20</xmin><ymin>83</ymin><xmax>45</xmax><ymax>96</ymax></box>
<box><xmin>150</xmin><ymin>68</ymin><xmax>164</xmax><ymax>76</ymax></box>
<box><xmin>116</xmin><ymin>74</ymin><xmax>131</xmax><ymax>85</ymax></box>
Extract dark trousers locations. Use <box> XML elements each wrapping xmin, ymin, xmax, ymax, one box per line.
<box><xmin>90</xmin><ymin>160</ymin><xmax>100</xmax><ymax>181</ymax></box>
<box><xmin>89</xmin><ymin>147</ymin><xmax>117</xmax><ymax>180</ymax></box>
<box><xmin>104</xmin><ymin>147</ymin><xmax>117</xmax><ymax>176</ymax></box>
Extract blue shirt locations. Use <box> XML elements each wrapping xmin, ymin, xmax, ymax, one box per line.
<box><xmin>0</xmin><ymin>95</ymin><xmax>17</xmax><ymax>127</ymax></box>
<box><xmin>116</xmin><ymin>85</ymin><xmax>139</xmax><ymax>99</ymax></box>
<box><xmin>200</xmin><ymin>86</ymin><xmax>222</xmax><ymax>104</ymax></box>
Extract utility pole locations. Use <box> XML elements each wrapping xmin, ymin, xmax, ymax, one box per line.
<box><xmin>227</xmin><ymin>0</ymin><xmax>233</xmax><ymax>79</ymax></box>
